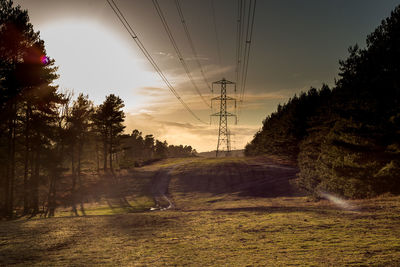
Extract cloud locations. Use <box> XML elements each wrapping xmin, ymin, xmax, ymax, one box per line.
<box><xmin>155</xmin><ymin>51</ymin><xmax>210</xmax><ymax>62</ymax></box>
<box><xmin>122</xmin><ymin>69</ymin><xmax>292</xmax><ymax>152</ymax></box>
<box><xmin>243</xmin><ymin>92</ymin><xmax>286</xmax><ymax>101</ymax></box>
<box><xmin>137</xmin><ymin>86</ymin><xmax>167</xmax><ymax>96</ymax></box>
<box><xmin>141</xmin><ymin>90</ymin><xmax>285</xmax><ymax>114</ymax></box>
<box><xmin>124</xmin><ymin>109</ymin><xmax>260</xmax><ymax>152</ymax></box>
<box><xmin>155</xmin><ymin>51</ymin><xmax>175</xmax><ymax>60</ymax></box>
<box><xmin>237</xmin><ymin>92</ymin><xmax>286</xmax><ymax>110</ymax></box>
<box><xmin>125</xmin><ymin>88</ymin><xmax>287</xmax><ymax>131</ymax></box>
<box><xmin>184</xmin><ymin>55</ymin><xmax>210</xmax><ymax>61</ymax></box>
<box><xmin>157</xmin><ymin>121</ymin><xmax>201</xmax><ymax>130</ymax></box>
<box><xmin>158</xmin><ymin>59</ymin><xmax>236</xmax><ymax>90</ymax></box>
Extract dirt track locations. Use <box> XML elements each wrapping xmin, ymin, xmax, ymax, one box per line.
<box><xmin>151</xmin><ymin>167</ymin><xmax>175</xmax><ymax>210</ymax></box>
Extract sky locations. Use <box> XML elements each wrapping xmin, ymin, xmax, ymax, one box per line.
<box><xmin>13</xmin><ymin>0</ymin><xmax>400</xmax><ymax>152</ymax></box>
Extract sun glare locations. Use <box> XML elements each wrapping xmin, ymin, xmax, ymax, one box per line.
<box><xmin>39</xmin><ymin>20</ymin><xmax>163</xmax><ymax>109</ymax></box>
<box><xmin>40</xmin><ymin>55</ymin><xmax>49</xmax><ymax>64</ymax></box>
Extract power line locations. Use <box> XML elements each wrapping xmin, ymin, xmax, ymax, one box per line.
<box><xmin>235</xmin><ymin>0</ymin><xmax>244</xmax><ymax>114</ymax></box>
<box><xmin>210</xmin><ymin>0</ymin><xmax>222</xmax><ymax>66</ymax></box>
<box><xmin>235</xmin><ymin>0</ymin><xmax>244</xmax><ymax>86</ymax></box>
<box><xmin>240</xmin><ymin>0</ymin><xmax>256</xmax><ymax>102</ymax></box>
<box><xmin>237</xmin><ymin>0</ymin><xmax>256</xmax><ymax>120</ymax></box>
<box><xmin>106</xmin><ymin>0</ymin><xmax>207</xmax><ymax>124</ymax></box>
<box><xmin>175</xmin><ymin>0</ymin><xmax>212</xmax><ymax>92</ymax></box>
<box><xmin>152</xmin><ymin>0</ymin><xmax>210</xmax><ymax>108</ymax></box>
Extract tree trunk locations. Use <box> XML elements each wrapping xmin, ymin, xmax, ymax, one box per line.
<box><xmin>71</xmin><ymin>145</ymin><xmax>78</xmax><ymax>216</ymax></box>
<box><xmin>115</xmin><ymin>150</ymin><xmax>119</xmax><ymax>170</ymax></box>
<box><xmin>4</xmin><ymin>120</ymin><xmax>11</xmax><ymax>217</ymax></box>
<box><xmin>9</xmin><ymin>113</ymin><xmax>16</xmax><ymax>218</ymax></box>
<box><xmin>109</xmin><ymin>129</ymin><xmax>113</xmax><ymax>173</ymax></box>
<box><xmin>29</xmin><ymin>142</ymin><xmax>35</xmax><ymax>214</ymax></box>
<box><xmin>4</xmin><ymin>101</ymin><xmax>17</xmax><ymax>218</ymax></box>
<box><xmin>46</xmin><ymin>173</ymin><xmax>55</xmax><ymax>217</ymax></box>
<box><xmin>4</xmin><ymin>119</ymin><xmax>11</xmax><ymax>217</ymax></box>
<box><xmin>23</xmin><ymin>103</ymin><xmax>31</xmax><ymax>214</ymax></box>
<box><xmin>0</xmin><ymin>166</ymin><xmax>5</xmax><ymax>217</ymax></box>
<box><xmin>103</xmin><ymin>137</ymin><xmax>108</xmax><ymax>172</ymax></box>
<box><xmin>31</xmin><ymin>146</ymin><xmax>40</xmax><ymax>215</ymax></box>
<box><xmin>77</xmin><ymin>140</ymin><xmax>85</xmax><ymax>215</ymax></box>
<box><xmin>77</xmin><ymin>142</ymin><xmax>81</xmax><ymax>184</ymax></box>
<box><xmin>109</xmin><ymin>144</ymin><xmax>113</xmax><ymax>173</ymax></box>
<box><xmin>95</xmin><ymin>139</ymin><xmax>100</xmax><ymax>173</ymax></box>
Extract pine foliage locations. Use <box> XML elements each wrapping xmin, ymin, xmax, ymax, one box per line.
<box><xmin>246</xmin><ymin>5</ymin><xmax>400</xmax><ymax>198</ymax></box>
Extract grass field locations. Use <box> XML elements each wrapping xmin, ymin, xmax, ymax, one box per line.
<box><xmin>1</xmin><ymin>157</ymin><xmax>400</xmax><ymax>266</ymax></box>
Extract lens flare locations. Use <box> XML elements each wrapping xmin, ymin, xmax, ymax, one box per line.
<box><xmin>319</xmin><ymin>191</ymin><xmax>358</xmax><ymax>211</ymax></box>
<box><xmin>40</xmin><ymin>55</ymin><xmax>49</xmax><ymax>65</ymax></box>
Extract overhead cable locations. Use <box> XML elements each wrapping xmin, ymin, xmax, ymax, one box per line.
<box><xmin>152</xmin><ymin>0</ymin><xmax>210</xmax><ymax>108</ymax></box>
<box><xmin>210</xmin><ymin>0</ymin><xmax>222</xmax><ymax>66</ymax></box>
<box><xmin>175</xmin><ymin>0</ymin><xmax>212</xmax><ymax>92</ymax></box>
<box><xmin>237</xmin><ymin>0</ymin><xmax>256</xmax><ymax>120</ymax></box>
<box><xmin>106</xmin><ymin>0</ymin><xmax>207</xmax><ymax>124</ymax></box>
<box><xmin>235</xmin><ymin>0</ymin><xmax>244</xmax><ymax>85</ymax></box>
<box><xmin>240</xmin><ymin>0</ymin><xmax>256</xmax><ymax>103</ymax></box>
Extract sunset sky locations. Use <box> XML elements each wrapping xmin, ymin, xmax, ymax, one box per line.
<box><xmin>13</xmin><ymin>0</ymin><xmax>400</xmax><ymax>152</ymax></box>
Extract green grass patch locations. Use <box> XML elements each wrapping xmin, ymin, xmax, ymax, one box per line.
<box><xmin>53</xmin><ymin>196</ymin><xmax>155</xmax><ymax>217</ymax></box>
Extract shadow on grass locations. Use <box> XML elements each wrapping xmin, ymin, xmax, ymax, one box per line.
<box><xmin>213</xmin><ymin>205</ymin><xmax>363</xmax><ymax>217</ymax></box>
<box><xmin>0</xmin><ymin>211</ymin><xmax>174</xmax><ymax>266</ymax></box>
<box><xmin>215</xmin><ymin>206</ymin><xmax>325</xmax><ymax>213</ymax></box>
<box><xmin>176</xmin><ymin>172</ymin><xmax>298</xmax><ymax>198</ymax></box>
<box><xmin>173</xmin><ymin>160</ymin><xmax>300</xmax><ymax>198</ymax></box>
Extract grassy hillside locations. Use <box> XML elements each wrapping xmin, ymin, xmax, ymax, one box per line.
<box><xmin>197</xmin><ymin>150</ymin><xmax>245</xmax><ymax>158</ymax></box>
<box><xmin>1</xmin><ymin>157</ymin><xmax>400</xmax><ymax>266</ymax></box>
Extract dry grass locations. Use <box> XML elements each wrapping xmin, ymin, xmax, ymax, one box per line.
<box><xmin>1</xmin><ymin>157</ymin><xmax>400</xmax><ymax>266</ymax></box>
<box><xmin>1</xmin><ymin>195</ymin><xmax>400</xmax><ymax>266</ymax></box>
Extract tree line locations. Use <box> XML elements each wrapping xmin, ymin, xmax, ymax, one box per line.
<box><xmin>120</xmin><ymin>130</ymin><xmax>196</xmax><ymax>168</ymax></box>
<box><xmin>246</xmin><ymin>5</ymin><xmax>400</xmax><ymax>198</ymax></box>
<box><xmin>0</xmin><ymin>0</ymin><xmax>196</xmax><ymax>219</ymax></box>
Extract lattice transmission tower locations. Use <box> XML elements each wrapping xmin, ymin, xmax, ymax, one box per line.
<box><xmin>211</xmin><ymin>78</ymin><xmax>237</xmax><ymax>157</ymax></box>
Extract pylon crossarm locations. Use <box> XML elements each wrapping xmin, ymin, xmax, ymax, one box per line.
<box><xmin>211</xmin><ymin>97</ymin><xmax>236</xmax><ymax>101</ymax></box>
<box><xmin>213</xmin><ymin>79</ymin><xmax>235</xmax><ymax>84</ymax></box>
<box><xmin>210</xmin><ymin>112</ymin><xmax>236</xmax><ymax>117</ymax></box>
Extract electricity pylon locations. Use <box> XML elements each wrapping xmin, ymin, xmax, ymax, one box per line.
<box><xmin>211</xmin><ymin>78</ymin><xmax>237</xmax><ymax>157</ymax></box>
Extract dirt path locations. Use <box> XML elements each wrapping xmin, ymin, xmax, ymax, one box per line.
<box><xmin>150</xmin><ymin>167</ymin><xmax>175</xmax><ymax>210</ymax></box>
<box><xmin>150</xmin><ymin>159</ymin><xmax>200</xmax><ymax>210</ymax></box>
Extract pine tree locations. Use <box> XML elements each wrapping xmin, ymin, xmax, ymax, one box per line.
<box><xmin>0</xmin><ymin>0</ymin><xmax>60</xmax><ymax>217</ymax></box>
<box><xmin>67</xmin><ymin>93</ymin><xmax>93</xmax><ymax>215</ymax></box>
<box><xmin>92</xmin><ymin>94</ymin><xmax>125</xmax><ymax>173</ymax></box>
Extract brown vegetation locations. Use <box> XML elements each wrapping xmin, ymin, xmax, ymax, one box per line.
<box><xmin>2</xmin><ymin>157</ymin><xmax>400</xmax><ymax>265</ymax></box>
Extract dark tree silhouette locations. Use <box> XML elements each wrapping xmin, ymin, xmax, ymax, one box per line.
<box><xmin>246</xmin><ymin>5</ymin><xmax>400</xmax><ymax>198</ymax></box>
<box><xmin>67</xmin><ymin>93</ymin><xmax>93</xmax><ymax>215</ymax></box>
<box><xmin>92</xmin><ymin>94</ymin><xmax>125</xmax><ymax>173</ymax></box>
<box><xmin>0</xmin><ymin>0</ymin><xmax>60</xmax><ymax>217</ymax></box>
